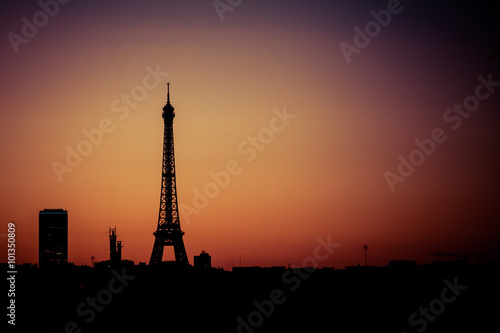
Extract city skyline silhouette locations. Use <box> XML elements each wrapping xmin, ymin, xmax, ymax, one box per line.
<box><xmin>1</xmin><ymin>0</ymin><xmax>500</xmax><ymax>331</ymax></box>
<box><xmin>1</xmin><ymin>1</ymin><xmax>500</xmax><ymax>270</ymax></box>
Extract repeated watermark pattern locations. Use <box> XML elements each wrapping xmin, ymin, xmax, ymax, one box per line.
<box><xmin>53</xmin><ymin>267</ymin><xmax>135</xmax><ymax>332</ymax></box>
<box><xmin>7</xmin><ymin>0</ymin><xmax>71</xmax><ymax>54</ymax></box>
<box><xmin>227</xmin><ymin>235</ymin><xmax>340</xmax><ymax>333</ymax></box>
<box><xmin>179</xmin><ymin>106</ymin><xmax>296</xmax><ymax>224</ymax></box>
<box><xmin>384</xmin><ymin>73</ymin><xmax>499</xmax><ymax>192</ymax></box>
<box><xmin>213</xmin><ymin>0</ymin><xmax>244</xmax><ymax>21</ymax></box>
<box><xmin>51</xmin><ymin>64</ymin><xmax>169</xmax><ymax>182</ymax></box>
<box><xmin>339</xmin><ymin>0</ymin><xmax>408</xmax><ymax>64</ymax></box>
<box><xmin>400</xmin><ymin>276</ymin><xmax>467</xmax><ymax>333</ymax></box>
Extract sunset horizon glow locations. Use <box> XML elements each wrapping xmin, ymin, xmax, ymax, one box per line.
<box><xmin>1</xmin><ymin>0</ymin><xmax>499</xmax><ymax>270</ymax></box>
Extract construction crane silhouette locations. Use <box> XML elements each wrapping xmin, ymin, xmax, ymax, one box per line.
<box><xmin>430</xmin><ymin>252</ymin><xmax>482</xmax><ymax>264</ymax></box>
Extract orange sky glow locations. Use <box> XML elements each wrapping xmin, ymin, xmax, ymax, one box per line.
<box><xmin>1</xmin><ymin>0</ymin><xmax>499</xmax><ymax>269</ymax></box>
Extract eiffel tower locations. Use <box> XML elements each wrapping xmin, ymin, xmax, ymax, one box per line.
<box><xmin>149</xmin><ymin>83</ymin><xmax>189</xmax><ymax>266</ymax></box>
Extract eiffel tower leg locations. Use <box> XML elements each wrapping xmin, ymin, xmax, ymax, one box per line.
<box><xmin>174</xmin><ymin>239</ymin><xmax>188</xmax><ymax>265</ymax></box>
<box><xmin>149</xmin><ymin>237</ymin><xmax>165</xmax><ymax>265</ymax></box>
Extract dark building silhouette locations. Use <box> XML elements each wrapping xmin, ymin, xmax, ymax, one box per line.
<box><xmin>109</xmin><ymin>227</ymin><xmax>123</xmax><ymax>265</ymax></box>
<box><xmin>388</xmin><ymin>259</ymin><xmax>416</xmax><ymax>268</ymax></box>
<box><xmin>94</xmin><ymin>227</ymin><xmax>133</xmax><ymax>269</ymax></box>
<box><xmin>39</xmin><ymin>209</ymin><xmax>68</xmax><ymax>268</ymax></box>
<box><xmin>194</xmin><ymin>251</ymin><xmax>211</xmax><ymax>270</ymax></box>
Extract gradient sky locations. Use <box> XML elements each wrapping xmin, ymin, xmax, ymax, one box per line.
<box><xmin>1</xmin><ymin>0</ymin><xmax>499</xmax><ymax>269</ymax></box>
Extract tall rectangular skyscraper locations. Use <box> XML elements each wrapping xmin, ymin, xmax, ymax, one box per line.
<box><xmin>39</xmin><ymin>209</ymin><xmax>68</xmax><ymax>268</ymax></box>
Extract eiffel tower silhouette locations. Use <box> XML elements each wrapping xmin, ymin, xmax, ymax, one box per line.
<box><xmin>149</xmin><ymin>83</ymin><xmax>188</xmax><ymax>265</ymax></box>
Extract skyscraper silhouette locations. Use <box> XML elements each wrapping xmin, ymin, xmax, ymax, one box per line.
<box><xmin>39</xmin><ymin>209</ymin><xmax>68</xmax><ymax>268</ymax></box>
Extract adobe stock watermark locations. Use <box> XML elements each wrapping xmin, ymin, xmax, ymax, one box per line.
<box><xmin>213</xmin><ymin>0</ymin><xmax>243</xmax><ymax>21</ymax></box>
<box><xmin>7</xmin><ymin>0</ymin><xmax>71</xmax><ymax>54</ymax></box>
<box><xmin>51</xmin><ymin>267</ymin><xmax>135</xmax><ymax>333</ymax></box>
<box><xmin>384</xmin><ymin>73</ymin><xmax>499</xmax><ymax>192</ymax></box>
<box><xmin>339</xmin><ymin>0</ymin><xmax>406</xmax><ymax>64</ymax></box>
<box><xmin>51</xmin><ymin>64</ymin><xmax>169</xmax><ymax>182</ymax></box>
<box><xmin>227</xmin><ymin>235</ymin><xmax>340</xmax><ymax>333</ymax></box>
<box><xmin>6</xmin><ymin>222</ymin><xmax>16</xmax><ymax>326</ymax></box>
<box><xmin>400</xmin><ymin>276</ymin><xmax>467</xmax><ymax>333</ymax></box>
<box><xmin>179</xmin><ymin>106</ymin><xmax>296</xmax><ymax>224</ymax></box>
